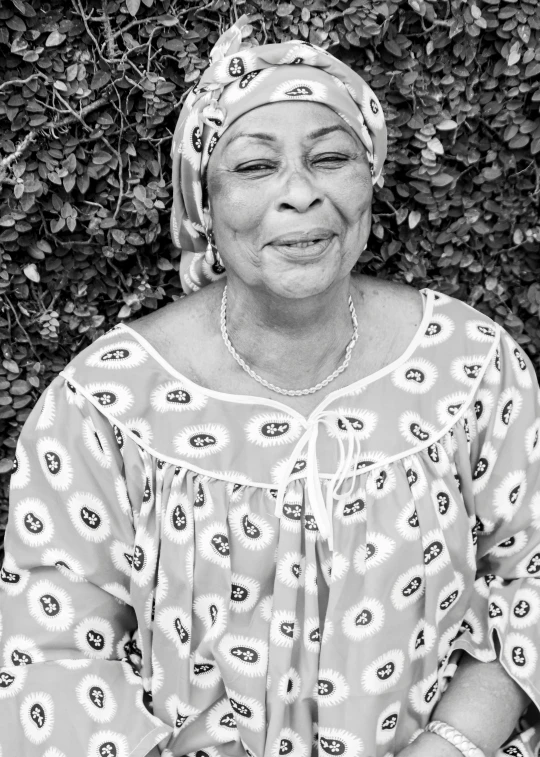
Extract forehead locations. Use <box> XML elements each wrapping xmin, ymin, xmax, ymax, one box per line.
<box><xmin>218</xmin><ymin>100</ymin><xmax>357</xmax><ymax>149</ymax></box>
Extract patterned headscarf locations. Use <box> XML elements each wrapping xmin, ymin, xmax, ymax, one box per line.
<box><xmin>170</xmin><ymin>14</ymin><xmax>387</xmax><ymax>295</ymax></box>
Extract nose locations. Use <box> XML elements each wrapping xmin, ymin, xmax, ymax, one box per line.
<box><xmin>277</xmin><ymin>166</ymin><xmax>323</xmax><ymax>213</ymax></box>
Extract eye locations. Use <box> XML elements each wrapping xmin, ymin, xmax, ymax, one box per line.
<box><xmin>314</xmin><ymin>154</ymin><xmax>349</xmax><ymax>164</ymax></box>
<box><xmin>236</xmin><ymin>162</ymin><xmax>274</xmax><ymax>173</ymax></box>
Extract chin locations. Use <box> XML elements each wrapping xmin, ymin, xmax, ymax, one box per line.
<box><xmin>267</xmin><ymin>267</ymin><xmax>344</xmax><ymax>299</ymax></box>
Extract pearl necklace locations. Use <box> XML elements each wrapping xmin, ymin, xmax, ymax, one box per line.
<box><xmin>219</xmin><ymin>284</ymin><xmax>359</xmax><ymax>397</ymax></box>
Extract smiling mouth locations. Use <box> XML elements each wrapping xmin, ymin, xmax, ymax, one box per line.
<box><xmin>271</xmin><ymin>235</ymin><xmax>335</xmax><ymax>258</ymax></box>
<box><xmin>279</xmin><ymin>239</ymin><xmax>326</xmax><ymax>248</ymax></box>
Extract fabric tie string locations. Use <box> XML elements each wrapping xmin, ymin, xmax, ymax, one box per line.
<box><xmin>274</xmin><ymin>411</ymin><xmax>362</xmax><ymax>551</ymax></box>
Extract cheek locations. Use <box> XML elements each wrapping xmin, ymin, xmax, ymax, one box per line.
<box><xmin>336</xmin><ymin>169</ymin><xmax>372</xmax><ymax>218</ymax></box>
<box><xmin>209</xmin><ymin>177</ymin><xmax>269</xmax><ymax>237</ymax></box>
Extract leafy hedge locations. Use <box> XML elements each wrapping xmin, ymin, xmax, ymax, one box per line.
<box><xmin>1</xmin><ymin>0</ymin><xmax>540</xmax><ymax>550</ymax></box>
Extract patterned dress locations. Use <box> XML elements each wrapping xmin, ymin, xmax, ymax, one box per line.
<box><xmin>2</xmin><ymin>288</ymin><xmax>540</xmax><ymax>757</ymax></box>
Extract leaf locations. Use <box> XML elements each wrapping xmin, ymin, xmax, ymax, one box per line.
<box><xmin>525</xmin><ymin>61</ymin><xmax>540</xmax><ymax>78</ymax></box>
<box><xmin>162</xmin><ymin>38</ymin><xmax>185</xmax><ymax>51</ymax></box>
<box><xmin>155</xmin><ymin>81</ymin><xmax>176</xmax><ymax>95</ymax></box>
<box><xmin>472</xmin><ymin>220</ymin><xmax>491</xmax><ymax>234</ymax></box>
<box><xmin>184</xmin><ymin>69</ymin><xmax>200</xmax><ymax>83</ymax></box>
<box><xmin>66</xmin><ymin>63</ymin><xmax>78</xmax><ymax>82</ymax></box>
<box><xmin>507</xmin><ymin>48</ymin><xmax>521</xmax><ymax>67</ymax></box>
<box><xmin>126</xmin><ymin>0</ymin><xmax>140</xmax><ymax>15</ymax></box>
<box><xmin>10</xmin><ymin>379</ymin><xmax>31</xmax><ymax>396</ymax></box>
<box><xmin>0</xmin><ymin>459</ymin><xmax>14</xmax><ymax>474</ymax></box>
<box><xmin>117</xmin><ymin>305</ymin><xmax>132</xmax><ymax>318</ymax></box>
<box><xmin>112</xmin><ymin>229</ymin><xmax>126</xmax><ymax>244</ymax></box>
<box><xmin>45</xmin><ymin>30</ymin><xmax>66</xmax><ymax>47</ymax></box>
<box><xmin>384</xmin><ymin>39</ymin><xmax>402</xmax><ymax>57</ymax></box>
<box><xmin>408</xmin><ymin>210</ymin><xmax>421</xmax><ymax>229</ymax></box>
<box><xmin>133</xmin><ymin>185</ymin><xmax>146</xmax><ymax>201</ymax></box>
<box><xmin>396</xmin><ymin>208</ymin><xmax>408</xmax><ymax>225</ymax></box>
<box><xmin>276</xmin><ymin>3</ymin><xmax>295</xmax><ymax>17</ymax></box>
<box><xmin>12</xmin><ymin>0</ymin><xmax>29</xmax><ymax>14</ymax></box>
<box><xmin>508</xmin><ymin>134</ymin><xmax>529</xmax><ymax>149</ymax></box>
<box><xmin>431</xmin><ymin>173</ymin><xmax>454</xmax><ymax>187</ymax></box>
<box><xmin>3</xmin><ymin>359</ymin><xmax>19</xmax><ymax>374</ymax></box>
<box><xmin>23</xmin><ymin>263</ymin><xmax>40</xmax><ymax>282</ymax></box>
<box><xmin>517</xmin><ymin>24</ymin><xmax>531</xmax><ymax>44</ymax></box>
<box><xmin>36</xmin><ymin>240</ymin><xmax>52</xmax><ymax>253</ymax></box>
<box><xmin>157</xmin><ymin>13</ymin><xmax>178</xmax><ymax>25</ymax></box>
<box><xmin>90</xmin><ymin>71</ymin><xmax>111</xmax><ymax>90</ymax></box>
<box><xmin>436</xmin><ymin>119</ymin><xmax>458</xmax><ymax>131</ymax></box>
<box><xmin>92</xmin><ymin>152</ymin><xmax>113</xmax><ymax>165</ymax></box>
<box><xmin>6</xmin><ymin>15</ymin><xmax>27</xmax><ymax>32</ymax></box>
<box><xmin>427</xmin><ymin>137</ymin><xmax>444</xmax><ymax>155</ymax></box>
<box><xmin>483</xmin><ymin>166</ymin><xmax>502</xmax><ymax>181</ymax></box>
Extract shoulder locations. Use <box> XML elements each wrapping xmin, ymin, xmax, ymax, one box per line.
<box><xmin>353</xmin><ymin>275</ymin><xmax>424</xmax><ymax>328</ymax></box>
<box><xmin>126</xmin><ymin>281</ymin><xmax>223</xmax><ymax>380</ymax></box>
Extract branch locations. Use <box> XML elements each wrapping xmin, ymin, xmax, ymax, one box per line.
<box><xmin>3</xmin><ymin>296</ymin><xmax>41</xmax><ymax>361</ymax></box>
<box><xmin>101</xmin><ymin>0</ymin><xmax>118</xmax><ymax>58</ymax></box>
<box><xmin>0</xmin><ymin>131</ymin><xmax>39</xmax><ymax>181</ymax></box>
<box><xmin>52</xmin><ymin>93</ymin><xmax>113</xmax><ymax>129</ymax></box>
<box><xmin>53</xmin><ymin>91</ymin><xmax>93</xmax><ymax>132</ymax></box>
<box><xmin>0</xmin><ymin>73</ymin><xmax>49</xmax><ymax>92</ymax></box>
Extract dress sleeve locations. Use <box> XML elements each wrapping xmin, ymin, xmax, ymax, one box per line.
<box><xmin>452</xmin><ymin>326</ymin><xmax>540</xmax><ymax>717</ymax></box>
<box><xmin>0</xmin><ymin>375</ymin><xmax>172</xmax><ymax>756</ymax></box>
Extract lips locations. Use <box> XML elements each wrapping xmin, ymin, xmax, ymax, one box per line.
<box><xmin>270</xmin><ymin>228</ymin><xmax>334</xmax><ymax>246</ymax></box>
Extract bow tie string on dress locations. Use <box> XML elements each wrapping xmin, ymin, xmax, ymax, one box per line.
<box><xmin>274</xmin><ymin>411</ymin><xmax>363</xmax><ymax>552</ymax></box>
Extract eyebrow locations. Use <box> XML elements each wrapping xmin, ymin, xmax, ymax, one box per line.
<box><xmin>225</xmin><ymin>124</ymin><xmax>357</xmax><ymax>148</ymax></box>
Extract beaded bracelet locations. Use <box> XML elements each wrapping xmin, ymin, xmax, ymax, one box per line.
<box><xmin>424</xmin><ymin>720</ymin><xmax>487</xmax><ymax>757</ymax></box>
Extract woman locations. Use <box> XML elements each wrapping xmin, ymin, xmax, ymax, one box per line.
<box><xmin>1</xmin><ymin>15</ymin><xmax>539</xmax><ymax>757</ymax></box>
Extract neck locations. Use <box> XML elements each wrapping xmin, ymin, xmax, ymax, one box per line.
<box><xmin>221</xmin><ymin>275</ymin><xmax>363</xmax><ymax>389</ymax></box>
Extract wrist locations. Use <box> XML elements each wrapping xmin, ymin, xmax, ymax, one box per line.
<box><xmin>413</xmin><ymin>731</ymin><xmax>466</xmax><ymax>757</ymax></box>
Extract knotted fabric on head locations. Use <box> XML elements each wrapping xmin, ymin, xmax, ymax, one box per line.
<box><xmin>170</xmin><ymin>14</ymin><xmax>387</xmax><ymax>295</ymax></box>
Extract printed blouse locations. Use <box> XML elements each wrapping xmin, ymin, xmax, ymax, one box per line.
<box><xmin>2</xmin><ymin>288</ymin><xmax>540</xmax><ymax>757</ymax></box>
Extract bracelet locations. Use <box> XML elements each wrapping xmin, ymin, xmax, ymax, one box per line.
<box><xmin>424</xmin><ymin>720</ymin><xmax>486</xmax><ymax>757</ymax></box>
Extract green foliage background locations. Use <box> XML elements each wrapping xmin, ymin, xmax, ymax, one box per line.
<box><xmin>1</xmin><ymin>0</ymin><xmax>540</xmax><ymax>551</ymax></box>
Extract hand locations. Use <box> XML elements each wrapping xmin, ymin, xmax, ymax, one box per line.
<box><xmin>396</xmin><ymin>731</ymin><xmax>464</xmax><ymax>757</ymax></box>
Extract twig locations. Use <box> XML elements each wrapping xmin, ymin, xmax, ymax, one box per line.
<box><xmin>53</xmin><ymin>91</ymin><xmax>93</xmax><ymax>132</ymax></box>
<box><xmin>508</xmin><ymin>160</ymin><xmax>535</xmax><ymax>179</ymax></box>
<box><xmin>71</xmin><ymin>0</ymin><xmax>111</xmax><ymax>64</ymax></box>
<box><xmin>0</xmin><ymin>132</ymin><xmax>39</xmax><ymax>183</ymax></box>
<box><xmin>3</xmin><ymin>296</ymin><xmax>41</xmax><ymax>360</ymax></box>
<box><xmin>0</xmin><ymin>73</ymin><xmax>49</xmax><ymax>92</ymax></box>
<box><xmin>101</xmin><ymin>0</ymin><xmax>118</xmax><ymax>58</ymax></box>
<box><xmin>476</xmin><ymin>117</ymin><xmax>506</xmax><ymax>146</ymax></box>
<box><xmin>108</xmin><ymin>260</ymin><xmax>131</xmax><ymax>291</ymax></box>
<box><xmin>52</xmin><ymin>93</ymin><xmax>113</xmax><ymax>129</ymax></box>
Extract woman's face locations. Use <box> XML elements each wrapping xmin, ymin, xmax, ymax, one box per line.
<box><xmin>204</xmin><ymin>101</ymin><xmax>373</xmax><ymax>299</ymax></box>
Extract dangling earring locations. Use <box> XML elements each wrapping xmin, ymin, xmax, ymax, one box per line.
<box><xmin>205</xmin><ymin>231</ymin><xmax>214</xmax><ymax>266</ymax></box>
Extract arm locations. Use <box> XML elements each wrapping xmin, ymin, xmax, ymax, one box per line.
<box><xmin>401</xmin><ymin>329</ymin><xmax>540</xmax><ymax>757</ymax></box>
<box><xmin>0</xmin><ymin>375</ymin><xmax>172</xmax><ymax>755</ymax></box>
<box><xmin>399</xmin><ymin>654</ymin><xmax>530</xmax><ymax>757</ymax></box>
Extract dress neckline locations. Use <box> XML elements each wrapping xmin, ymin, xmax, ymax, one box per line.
<box><xmin>117</xmin><ymin>287</ymin><xmax>435</xmax><ymax>425</ymax></box>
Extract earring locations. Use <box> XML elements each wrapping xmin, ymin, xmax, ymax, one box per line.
<box><xmin>205</xmin><ymin>232</ymin><xmax>214</xmax><ymax>266</ymax></box>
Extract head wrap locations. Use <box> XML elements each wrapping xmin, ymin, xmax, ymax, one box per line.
<box><xmin>170</xmin><ymin>14</ymin><xmax>387</xmax><ymax>295</ymax></box>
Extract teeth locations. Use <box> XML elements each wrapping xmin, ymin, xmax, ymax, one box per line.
<box><xmin>284</xmin><ymin>240</ymin><xmax>320</xmax><ymax>248</ymax></box>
